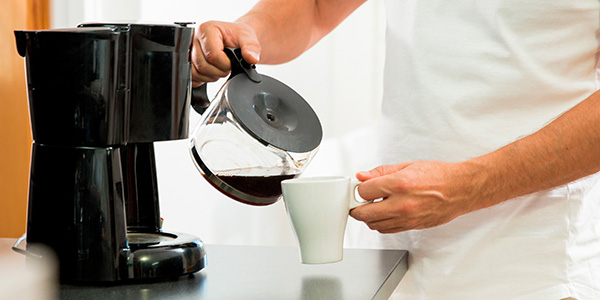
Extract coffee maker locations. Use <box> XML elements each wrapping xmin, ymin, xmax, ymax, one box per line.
<box><xmin>14</xmin><ymin>22</ymin><xmax>206</xmax><ymax>283</ymax></box>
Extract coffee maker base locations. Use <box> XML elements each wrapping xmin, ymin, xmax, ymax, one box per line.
<box><xmin>125</xmin><ymin>231</ymin><xmax>207</xmax><ymax>280</ymax></box>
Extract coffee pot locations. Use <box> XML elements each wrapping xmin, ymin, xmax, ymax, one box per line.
<box><xmin>190</xmin><ymin>48</ymin><xmax>323</xmax><ymax>206</ymax></box>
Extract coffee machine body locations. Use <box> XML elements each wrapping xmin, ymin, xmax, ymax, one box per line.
<box><xmin>15</xmin><ymin>23</ymin><xmax>206</xmax><ymax>283</ymax></box>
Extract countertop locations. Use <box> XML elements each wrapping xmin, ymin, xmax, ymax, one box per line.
<box><xmin>1</xmin><ymin>239</ymin><xmax>408</xmax><ymax>300</ymax></box>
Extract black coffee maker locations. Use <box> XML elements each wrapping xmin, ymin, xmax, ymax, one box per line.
<box><xmin>14</xmin><ymin>22</ymin><xmax>206</xmax><ymax>283</ymax></box>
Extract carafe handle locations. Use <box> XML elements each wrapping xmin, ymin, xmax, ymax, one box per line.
<box><xmin>190</xmin><ymin>48</ymin><xmax>262</xmax><ymax>114</ymax></box>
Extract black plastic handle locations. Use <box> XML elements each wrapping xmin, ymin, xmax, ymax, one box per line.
<box><xmin>190</xmin><ymin>48</ymin><xmax>261</xmax><ymax>114</ymax></box>
<box><xmin>191</xmin><ymin>84</ymin><xmax>211</xmax><ymax>115</ymax></box>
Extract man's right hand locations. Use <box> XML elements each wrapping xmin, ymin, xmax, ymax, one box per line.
<box><xmin>191</xmin><ymin>21</ymin><xmax>261</xmax><ymax>87</ymax></box>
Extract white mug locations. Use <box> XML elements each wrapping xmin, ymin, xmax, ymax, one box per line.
<box><xmin>281</xmin><ymin>176</ymin><xmax>372</xmax><ymax>264</ymax></box>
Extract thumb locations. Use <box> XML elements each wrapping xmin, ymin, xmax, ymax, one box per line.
<box><xmin>240</xmin><ymin>44</ymin><xmax>261</xmax><ymax>64</ymax></box>
<box><xmin>231</xmin><ymin>22</ymin><xmax>261</xmax><ymax>64</ymax></box>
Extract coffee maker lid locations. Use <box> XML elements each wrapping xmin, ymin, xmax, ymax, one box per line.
<box><xmin>227</xmin><ymin>73</ymin><xmax>323</xmax><ymax>153</ymax></box>
<box><xmin>15</xmin><ymin>27</ymin><xmax>117</xmax><ymax>58</ymax></box>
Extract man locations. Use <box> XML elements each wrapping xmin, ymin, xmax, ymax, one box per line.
<box><xmin>191</xmin><ymin>0</ymin><xmax>600</xmax><ymax>298</ymax></box>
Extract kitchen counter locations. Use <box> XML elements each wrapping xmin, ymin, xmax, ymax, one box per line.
<box><xmin>1</xmin><ymin>239</ymin><xmax>408</xmax><ymax>300</ymax></box>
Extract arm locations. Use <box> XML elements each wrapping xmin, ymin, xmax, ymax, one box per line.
<box><xmin>192</xmin><ymin>0</ymin><xmax>366</xmax><ymax>85</ymax></box>
<box><xmin>237</xmin><ymin>0</ymin><xmax>366</xmax><ymax>64</ymax></box>
<box><xmin>350</xmin><ymin>89</ymin><xmax>600</xmax><ymax>233</ymax></box>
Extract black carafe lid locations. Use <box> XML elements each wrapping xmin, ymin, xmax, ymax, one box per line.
<box><xmin>227</xmin><ymin>73</ymin><xmax>322</xmax><ymax>153</ymax></box>
<box><xmin>193</xmin><ymin>48</ymin><xmax>322</xmax><ymax>153</ymax></box>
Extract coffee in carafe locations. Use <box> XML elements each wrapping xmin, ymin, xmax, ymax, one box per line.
<box><xmin>207</xmin><ymin>174</ymin><xmax>298</xmax><ymax>205</ymax></box>
<box><xmin>189</xmin><ymin>48</ymin><xmax>322</xmax><ymax>206</ymax></box>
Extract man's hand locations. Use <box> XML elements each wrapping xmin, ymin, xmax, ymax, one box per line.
<box><xmin>191</xmin><ymin>21</ymin><xmax>261</xmax><ymax>87</ymax></box>
<box><xmin>350</xmin><ymin>161</ymin><xmax>486</xmax><ymax>233</ymax></box>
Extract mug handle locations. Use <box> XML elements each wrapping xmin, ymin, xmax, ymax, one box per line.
<box><xmin>348</xmin><ymin>180</ymin><xmax>374</xmax><ymax>210</ymax></box>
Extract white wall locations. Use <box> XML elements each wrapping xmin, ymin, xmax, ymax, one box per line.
<box><xmin>51</xmin><ymin>0</ymin><xmax>386</xmax><ymax>247</ymax></box>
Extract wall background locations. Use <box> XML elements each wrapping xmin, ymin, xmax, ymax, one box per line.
<box><xmin>50</xmin><ymin>0</ymin><xmax>386</xmax><ymax>247</ymax></box>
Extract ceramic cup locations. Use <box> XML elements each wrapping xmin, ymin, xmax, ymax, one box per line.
<box><xmin>281</xmin><ymin>176</ymin><xmax>372</xmax><ymax>264</ymax></box>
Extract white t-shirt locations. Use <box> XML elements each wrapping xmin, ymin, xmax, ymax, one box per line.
<box><xmin>372</xmin><ymin>0</ymin><xmax>600</xmax><ymax>299</ymax></box>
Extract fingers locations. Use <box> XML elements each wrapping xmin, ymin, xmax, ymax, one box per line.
<box><xmin>356</xmin><ymin>163</ymin><xmax>411</xmax><ymax>181</ymax></box>
<box><xmin>351</xmin><ymin>163</ymin><xmax>416</xmax><ymax>233</ymax></box>
<box><xmin>351</xmin><ymin>161</ymin><xmax>464</xmax><ymax>233</ymax></box>
<box><xmin>191</xmin><ymin>39</ymin><xmax>229</xmax><ymax>87</ymax></box>
<box><xmin>198</xmin><ymin>23</ymin><xmax>232</xmax><ymax>72</ymax></box>
<box><xmin>356</xmin><ymin>177</ymin><xmax>392</xmax><ymax>200</ymax></box>
<box><xmin>349</xmin><ymin>200</ymin><xmax>409</xmax><ymax>233</ymax></box>
<box><xmin>355</xmin><ymin>162</ymin><xmax>414</xmax><ymax>200</ymax></box>
<box><xmin>350</xmin><ymin>198</ymin><xmax>426</xmax><ymax>234</ymax></box>
<box><xmin>191</xmin><ymin>21</ymin><xmax>261</xmax><ymax>86</ymax></box>
<box><xmin>350</xmin><ymin>200</ymin><xmax>392</xmax><ymax>222</ymax></box>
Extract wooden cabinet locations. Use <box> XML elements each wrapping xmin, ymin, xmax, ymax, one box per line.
<box><xmin>0</xmin><ymin>0</ymin><xmax>49</xmax><ymax>238</ymax></box>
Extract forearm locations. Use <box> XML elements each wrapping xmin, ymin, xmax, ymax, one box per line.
<box><xmin>469</xmin><ymin>89</ymin><xmax>600</xmax><ymax>208</ymax></box>
<box><xmin>237</xmin><ymin>0</ymin><xmax>366</xmax><ymax>64</ymax></box>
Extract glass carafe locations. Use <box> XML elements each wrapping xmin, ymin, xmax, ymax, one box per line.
<box><xmin>190</xmin><ymin>48</ymin><xmax>322</xmax><ymax>205</ymax></box>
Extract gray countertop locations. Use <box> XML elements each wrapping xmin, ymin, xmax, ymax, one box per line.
<box><xmin>2</xmin><ymin>239</ymin><xmax>408</xmax><ymax>300</ymax></box>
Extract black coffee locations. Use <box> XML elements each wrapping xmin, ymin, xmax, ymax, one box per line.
<box><xmin>204</xmin><ymin>173</ymin><xmax>298</xmax><ymax>206</ymax></box>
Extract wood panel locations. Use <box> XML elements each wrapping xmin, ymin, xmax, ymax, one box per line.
<box><xmin>0</xmin><ymin>0</ymin><xmax>50</xmax><ymax>238</ymax></box>
<box><xmin>27</xmin><ymin>0</ymin><xmax>51</xmax><ymax>30</ymax></box>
